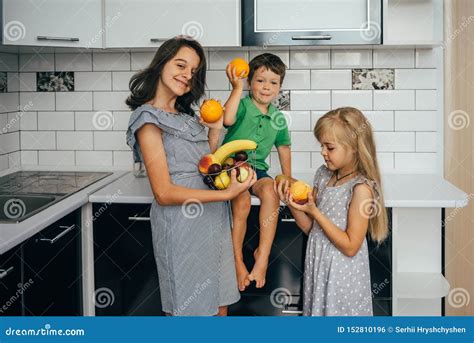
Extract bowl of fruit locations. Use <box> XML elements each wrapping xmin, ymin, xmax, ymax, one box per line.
<box><xmin>198</xmin><ymin>139</ymin><xmax>257</xmax><ymax>190</ymax></box>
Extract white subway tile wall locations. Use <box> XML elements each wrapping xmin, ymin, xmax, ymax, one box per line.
<box><xmin>0</xmin><ymin>47</ymin><xmax>440</xmax><ymax>172</ymax></box>
<box><xmin>0</xmin><ymin>53</ymin><xmax>20</xmax><ymax>171</ymax></box>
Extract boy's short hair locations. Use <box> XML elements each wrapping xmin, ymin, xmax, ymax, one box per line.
<box><xmin>248</xmin><ymin>53</ymin><xmax>286</xmax><ymax>84</ymax></box>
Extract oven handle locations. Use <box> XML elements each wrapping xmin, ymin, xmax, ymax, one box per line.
<box><xmin>292</xmin><ymin>35</ymin><xmax>332</xmax><ymax>40</ymax></box>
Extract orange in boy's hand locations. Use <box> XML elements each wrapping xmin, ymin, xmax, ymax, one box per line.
<box><xmin>200</xmin><ymin>99</ymin><xmax>224</xmax><ymax>123</ymax></box>
<box><xmin>290</xmin><ymin>181</ymin><xmax>312</xmax><ymax>205</ymax></box>
<box><xmin>229</xmin><ymin>58</ymin><xmax>250</xmax><ymax>78</ymax></box>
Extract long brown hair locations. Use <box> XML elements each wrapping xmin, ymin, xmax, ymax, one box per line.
<box><xmin>125</xmin><ymin>36</ymin><xmax>207</xmax><ymax>114</ymax></box>
<box><xmin>314</xmin><ymin>107</ymin><xmax>389</xmax><ymax>243</ymax></box>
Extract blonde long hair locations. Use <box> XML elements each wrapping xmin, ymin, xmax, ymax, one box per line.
<box><xmin>314</xmin><ymin>107</ymin><xmax>389</xmax><ymax>243</ymax></box>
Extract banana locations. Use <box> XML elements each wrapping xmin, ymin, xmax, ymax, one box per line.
<box><xmin>213</xmin><ymin>139</ymin><xmax>257</xmax><ymax>164</ymax></box>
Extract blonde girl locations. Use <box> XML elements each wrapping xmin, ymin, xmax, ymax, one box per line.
<box><xmin>275</xmin><ymin>107</ymin><xmax>388</xmax><ymax>316</ymax></box>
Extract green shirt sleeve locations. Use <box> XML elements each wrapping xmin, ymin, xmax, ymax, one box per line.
<box><xmin>275</xmin><ymin>126</ymin><xmax>291</xmax><ymax>147</ymax></box>
<box><xmin>223</xmin><ymin>99</ymin><xmax>246</xmax><ymax>129</ymax></box>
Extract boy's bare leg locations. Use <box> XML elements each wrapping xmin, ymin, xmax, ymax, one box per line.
<box><xmin>231</xmin><ymin>190</ymin><xmax>252</xmax><ymax>291</ymax></box>
<box><xmin>248</xmin><ymin>178</ymin><xmax>280</xmax><ymax>288</ymax></box>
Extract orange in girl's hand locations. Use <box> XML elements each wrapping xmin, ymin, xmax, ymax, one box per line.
<box><xmin>200</xmin><ymin>99</ymin><xmax>224</xmax><ymax>123</ymax></box>
<box><xmin>229</xmin><ymin>58</ymin><xmax>250</xmax><ymax>78</ymax></box>
<box><xmin>290</xmin><ymin>181</ymin><xmax>312</xmax><ymax>204</ymax></box>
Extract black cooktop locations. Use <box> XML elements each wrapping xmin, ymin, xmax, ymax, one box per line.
<box><xmin>0</xmin><ymin>171</ymin><xmax>112</xmax><ymax>223</ymax></box>
<box><xmin>0</xmin><ymin>171</ymin><xmax>112</xmax><ymax>195</ymax></box>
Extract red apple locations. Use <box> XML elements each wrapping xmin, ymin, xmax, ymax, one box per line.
<box><xmin>198</xmin><ymin>154</ymin><xmax>219</xmax><ymax>174</ymax></box>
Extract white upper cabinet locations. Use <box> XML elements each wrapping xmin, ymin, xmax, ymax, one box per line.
<box><xmin>2</xmin><ymin>0</ymin><xmax>103</xmax><ymax>48</ymax></box>
<box><xmin>105</xmin><ymin>0</ymin><xmax>240</xmax><ymax>48</ymax></box>
<box><xmin>383</xmin><ymin>0</ymin><xmax>443</xmax><ymax>45</ymax></box>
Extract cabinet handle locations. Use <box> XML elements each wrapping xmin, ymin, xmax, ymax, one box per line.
<box><xmin>281</xmin><ymin>309</ymin><xmax>303</xmax><ymax>314</ymax></box>
<box><xmin>150</xmin><ymin>38</ymin><xmax>168</xmax><ymax>43</ymax></box>
<box><xmin>292</xmin><ymin>35</ymin><xmax>332</xmax><ymax>40</ymax></box>
<box><xmin>281</xmin><ymin>218</ymin><xmax>296</xmax><ymax>222</ymax></box>
<box><xmin>128</xmin><ymin>216</ymin><xmax>151</xmax><ymax>222</ymax></box>
<box><xmin>0</xmin><ymin>266</ymin><xmax>14</xmax><ymax>280</ymax></box>
<box><xmin>37</xmin><ymin>36</ymin><xmax>80</xmax><ymax>42</ymax></box>
<box><xmin>38</xmin><ymin>224</ymin><xmax>76</xmax><ymax>244</ymax></box>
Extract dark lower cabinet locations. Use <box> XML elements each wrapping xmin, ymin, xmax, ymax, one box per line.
<box><xmin>229</xmin><ymin>206</ymin><xmax>392</xmax><ymax>316</ymax></box>
<box><xmin>22</xmin><ymin>210</ymin><xmax>82</xmax><ymax>316</ymax></box>
<box><xmin>93</xmin><ymin>203</ymin><xmax>163</xmax><ymax>316</ymax></box>
<box><xmin>0</xmin><ymin>246</ymin><xmax>23</xmax><ymax>316</ymax></box>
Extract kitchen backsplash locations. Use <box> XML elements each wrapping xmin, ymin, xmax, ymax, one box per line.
<box><xmin>0</xmin><ymin>47</ymin><xmax>439</xmax><ymax>173</ymax></box>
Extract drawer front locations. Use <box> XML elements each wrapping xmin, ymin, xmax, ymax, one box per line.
<box><xmin>23</xmin><ymin>209</ymin><xmax>82</xmax><ymax>316</ymax></box>
<box><xmin>93</xmin><ymin>203</ymin><xmax>163</xmax><ymax>316</ymax></box>
<box><xmin>0</xmin><ymin>246</ymin><xmax>23</xmax><ymax>316</ymax></box>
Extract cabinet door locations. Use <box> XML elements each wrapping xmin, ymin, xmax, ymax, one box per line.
<box><xmin>3</xmin><ymin>0</ymin><xmax>102</xmax><ymax>47</ymax></box>
<box><xmin>238</xmin><ymin>206</ymin><xmax>307</xmax><ymax>296</ymax></box>
<box><xmin>93</xmin><ymin>203</ymin><xmax>163</xmax><ymax>316</ymax></box>
<box><xmin>0</xmin><ymin>246</ymin><xmax>23</xmax><ymax>316</ymax></box>
<box><xmin>22</xmin><ymin>210</ymin><xmax>82</xmax><ymax>316</ymax></box>
<box><xmin>105</xmin><ymin>0</ymin><xmax>240</xmax><ymax>48</ymax></box>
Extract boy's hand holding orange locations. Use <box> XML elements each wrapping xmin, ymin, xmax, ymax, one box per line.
<box><xmin>226</xmin><ymin>58</ymin><xmax>249</xmax><ymax>90</ymax></box>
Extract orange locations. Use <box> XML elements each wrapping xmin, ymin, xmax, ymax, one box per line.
<box><xmin>229</xmin><ymin>58</ymin><xmax>250</xmax><ymax>78</ymax></box>
<box><xmin>290</xmin><ymin>181</ymin><xmax>312</xmax><ymax>204</ymax></box>
<box><xmin>200</xmin><ymin>99</ymin><xmax>224</xmax><ymax>123</ymax></box>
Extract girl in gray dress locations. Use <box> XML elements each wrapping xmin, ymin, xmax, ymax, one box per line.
<box><xmin>275</xmin><ymin>107</ymin><xmax>389</xmax><ymax>316</ymax></box>
<box><xmin>126</xmin><ymin>37</ymin><xmax>256</xmax><ymax>316</ymax></box>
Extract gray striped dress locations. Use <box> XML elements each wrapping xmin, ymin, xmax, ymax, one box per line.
<box><xmin>126</xmin><ymin>104</ymin><xmax>240</xmax><ymax>316</ymax></box>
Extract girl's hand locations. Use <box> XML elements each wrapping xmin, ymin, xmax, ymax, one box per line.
<box><xmin>226</xmin><ymin>64</ymin><xmax>245</xmax><ymax>90</ymax></box>
<box><xmin>199</xmin><ymin>109</ymin><xmax>224</xmax><ymax>130</ymax></box>
<box><xmin>274</xmin><ymin>178</ymin><xmax>289</xmax><ymax>202</ymax></box>
<box><xmin>285</xmin><ymin>188</ymin><xmax>318</xmax><ymax>215</ymax></box>
<box><xmin>225</xmin><ymin>168</ymin><xmax>257</xmax><ymax>199</ymax></box>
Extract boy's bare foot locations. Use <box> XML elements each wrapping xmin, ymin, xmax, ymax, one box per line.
<box><xmin>235</xmin><ymin>259</ymin><xmax>251</xmax><ymax>291</ymax></box>
<box><xmin>249</xmin><ymin>247</ymin><xmax>269</xmax><ymax>288</ymax></box>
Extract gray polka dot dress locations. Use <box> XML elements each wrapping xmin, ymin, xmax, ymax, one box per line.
<box><xmin>126</xmin><ymin>104</ymin><xmax>240</xmax><ymax>316</ymax></box>
<box><xmin>303</xmin><ymin>164</ymin><xmax>377</xmax><ymax>316</ymax></box>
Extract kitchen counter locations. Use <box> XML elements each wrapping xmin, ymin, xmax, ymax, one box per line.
<box><xmin>0</xmin><ymin>167</ymin><xmax>128</xmax><ymax>255</ymax></box>
<box><xmin>89</xmin><ymin>171</ymin><xmax>469</xmax><ymax>208</ymax></box>
<box><xmin>86</xmin><ymin>169</ymin><xmax>470</xmax><ymax>317</ymax></box>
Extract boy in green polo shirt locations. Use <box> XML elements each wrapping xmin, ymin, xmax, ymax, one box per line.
<box><xmin>223</xmin><ymin>53</ymin><xmax>291</xmax><ymax>291</ymax></box>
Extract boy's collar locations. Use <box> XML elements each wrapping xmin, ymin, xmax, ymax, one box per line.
<box><xmin>246</xmin><ymin>95</ymin><xmax>279</xmax><ymax>119</ymax></box>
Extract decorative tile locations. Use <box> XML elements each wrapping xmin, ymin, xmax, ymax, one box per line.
<box><xmin>352</xmin><ymin>69</ymin><xmax>394</xmax><ymax>90</ymax></box>
<box><xmin>272</xmin><ymin>90</ymin><xmax>290</xmax><ymax>111</ymax></box>
<box><xmin>0</xmin><ymin>72</ymin><xmax>7</xmax><ymax>93</ymax></box>
<box><xmin>37</xmin><ymin>72</ymin><xmax>74</xmax><ymax>92</ymax></box>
